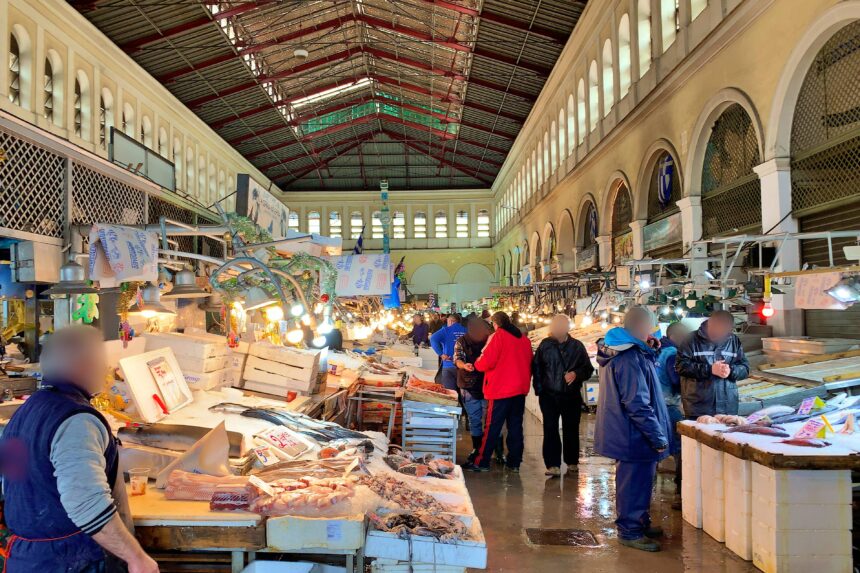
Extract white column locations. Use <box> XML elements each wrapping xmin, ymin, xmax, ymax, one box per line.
<box><xmin>677</xmin><ymin>195</ymin><xmax>707</xmax><ymax>279</ymax></box>
<box><xmin>597</xmin><ymin>235</ymin><xmax>613</xmax><ymax>270</ymax></box>
<box><xmin>629</xmin><ymin>219</ymin><xmax>647</xmax><ymax>260</ymax></box>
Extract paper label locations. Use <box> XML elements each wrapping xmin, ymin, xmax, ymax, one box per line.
<box><xmin>326</xmin><ymin>522</ymin><xmax>343</xmax><ymax>541</ymax></box>
<box><xmin>794</xmin><ymin>418</ymin><xmax>826</xmax><ymax>439</ymax></box>
<box><xmin>797</xmin><ymin>397</ymin><xmax>816</xmax><ymax>416</ymax></box>
<box><xmin>264</xmin><ymin>428</ymin><xmax>303</xmax><ymax>451</ymax></box>
<box><xmin>248</xmin><ymin>475</ymin><xmax>276</xmax><ymax>497</ymax></box>
<box><xmin>746</xmin><ymin>412</ymin><xmax>768</xmax><ymax>424</ymax></box>
<box><xmin>253</xmin><ymin>445</ymin><xmax>278</xmax><ymax>467</ymax></box>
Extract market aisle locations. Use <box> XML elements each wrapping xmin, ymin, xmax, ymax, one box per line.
<box><xmin>460</xmin><ymin>412</ymin><xmax>758</xmax><ymax>573</ymax></box>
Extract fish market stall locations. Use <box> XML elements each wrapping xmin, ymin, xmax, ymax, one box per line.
<box><xmin>678</xmin><ymin>396</ymin><xmax>860</xmax><ymax>573</ymax></box>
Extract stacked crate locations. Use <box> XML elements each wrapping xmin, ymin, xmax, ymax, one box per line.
<box><xmin>401</xmin><ymin>400</ymin><xmax>461</xmax><ymax>460</ymax></box>
<box><xmin>750</xmin><ymin>466</ymin><xmax>852</xmax><ymax>572</ymax></box>
<box><xmin>242</xmin><ymin>342</ymin><xmax>326</xmax><ymax>397</ymax></box>
<box><xmin>143</xmin><ymin>332</ymin><xmax>227</xmax><ymax>390</ymax></box>
<box><xmin>700</xmin><ymin>445</ymin><xmax>726</xmax><ymax>541</ymax></box>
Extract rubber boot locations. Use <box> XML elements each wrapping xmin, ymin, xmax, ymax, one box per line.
<box><xmin>467</xmin><ymin>435</ymin><xmax>482</xmax><ymax>463</ymax></box>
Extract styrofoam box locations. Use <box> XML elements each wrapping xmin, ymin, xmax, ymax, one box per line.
<box><xmin>183</xmin><ymin>369</ymin><xmax>224</xmax><ymax>390</ymax></box>
<box><xmin>680</xmin><ymin>436</ymin><xmax>702</xmax><ymax>528</ymax></box>
<box><xmin>723</xmin><ymin>455</ymin><xmax>753</xmax><ymax>560</ymax></box>
<box><xmin>245</xmin><ymin>354</ymin><xmax>317</xmax><ymax>383</ymax></box>
<box><xmin>751</xmin><ymin>496</ymin><xmax>851</xmax><ymax>531</ymax></box>
<box><xmin>143</xmin><ymin>332</ymin><xmax>228</xmax><ymax>358</ymax></box>
<box><xmin>364</xmin><ymin>531</ymin><xmax>487</xmax><ymax>569</ymax></box>
<box><xmin>751</xmin><ymin>465</ymin><xmax>851</xmax><ymax>505</ymax></box>
<box><xmin>227</xmin><ymin>350</ymin><xmax>247</xmax><ymax>370</ymax></box>
<box><xmin>752</xmin><ymin>524</ymin><xmax>851</xmax><ymax>558</ymax></box>
<box><xmin>242</xmin><ymin>562</ymin><xmax>345</xmax><ymax>573</ymax></box>
<box><xmin>224</xmin><ymin>368</ymin><xmax>244</xmax><ymax>388</ymax></box>
<box><xmin>175</xmin><ymin>353</ymin><xmax>228</xmax><ymax>373</ymax></box>
<box><xmin>184</xmin><ymin>328</ymin><xmax>250</xmax><ymax>354</ymax></box>
<box><xmin>753</xmin><ymin>546</ymin><xmax>852</xmax><ymax>573</ymax></box>
<box><xmin>724</xmin><ymin>454</ymin><xmax>753</xmax><ymax>492</ymax></box>
<box><xmin>244</xmin><ymin>379</ymin><xmax>323</xmax><ymax>397</ymax></box>
<box><xmin>266</xmin><ymin>514</ymin><xmax>364</xmax><ymax>551</ymax></box>
<box><xmin>249</xmin><ymin>342</ymin><xmax>320</xmax><ymax>369</ymax></box>
<box><xmin>371</xmin><ymin>560</ymin><xmax>465</xmax><ymax>573</ymax></box>
<box><xmin>243</xmin><ymin>364</ymin><xmax>324</xmax><ymax>394</ymax></box>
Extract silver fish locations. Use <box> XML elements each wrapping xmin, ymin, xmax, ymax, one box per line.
<box><xmin>118</xmin><ymin>423</ymin><xmax>243</xmax><ymax>457</ymax></box>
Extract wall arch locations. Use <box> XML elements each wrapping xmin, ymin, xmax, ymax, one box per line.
<box><xmin>556</xmin><ymin>209</ymin><xmax>575</xmax><ymax>256</ymax></box>
<box><xmin>409</xmin><ymin>263</ymin><xmax>452</xmax><ymax>295</ymax></box>
<box><xmin>10</xmin><ymin>24</ymin><xmax>33</xmax><ymax>110</ymax></box>
<box><xmin>74</xmin><ymin>69</ymin><xmax>91</xmax><ymax>140</ymax></box>
<box><xmin>575</xmin><ymin>193</ymin><xmax>599</xmax><ymax>248</ymax></box>
<box><xmin>529</xmin><ymin>232</ymin><xmax>542</xmax><ymax>266</ymax></box>
<box><xmin>453</xmin><ymin>263</ymin><xmax>494</xmax><ymax>284</ymax></box>
<box><xmin>542</xmin><ymin>222</ymin><xmax>556</xmax><ymax>261</ymax></box>
<box><xmin>765</xmin><ymin>2</ymin><xmax>860</xmax><ymax>159</ymax></box>
<box><xmin>634</xmin><ymin>139</ymin><xmax>683</xmax><ymax>220</ymax></box>
<box><xmin>683</xmin><ymin>87</ymin><xmax>765</xmax><ymax>198</ymax></box>
<box><xmin>599</xmin><ymin>170</ymin><xmax>633</xmax><ymax>235</ymax></box>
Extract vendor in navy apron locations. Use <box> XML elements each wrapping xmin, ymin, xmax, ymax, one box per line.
<box><xmin>0</xmin><ymin>326</ymin><xmax>158</xmax><ymax>573</ymax></box>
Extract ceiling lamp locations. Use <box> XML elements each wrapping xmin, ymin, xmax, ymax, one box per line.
<box><xmin>243</xmin><ymin>287</ymin><xmax>279</xmax><ymax>311</ymax></box>
<box><xmin>826</xmin><ymin>277</ymin><xmax>860</xmax><ymax>304</ymax></box>
<box><xmin>198</xmin><ymin>292</ymin><xmax>224</xmax><ymax>312</ymax></box>
<box><xmin>162</xmin><ymin>268</ymin><xmax>209</xmax><ymax>299</ymax></box>
<box><xmin>43</xmin><ymin>257</ymin><xmax>98</xmax><ymax>297</ymax></box>
<box><xmin>293</xmin><ymin>48</ymin><xmax>309</xmax><ymax>59</ymax></box>
<box><xmin>128</xmin><ymin>284</ymin><xmax>176</xmax><ymax>317</ymax></box>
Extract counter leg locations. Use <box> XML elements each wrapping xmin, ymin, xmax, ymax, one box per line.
<box><xmin>346</xmin><ymin>552</ymin><xmax>354</xmax><ymax>573</ymax></box>
<box><xmin>357</xmin><ymin>546</ymin><xmax>365</xmax><ymax>572</ymax></box>
<box><xmin>231</xmin><ymin>551</ymin><xmax>244</xmax><ymax>573</ymax></box>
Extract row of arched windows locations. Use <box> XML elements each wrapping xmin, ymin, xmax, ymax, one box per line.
<box><xmin>289</xmin><ymin>210</ymin><xmax>491</xmax><ymax>240</ymax></box>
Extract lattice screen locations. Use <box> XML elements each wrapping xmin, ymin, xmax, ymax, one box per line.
<box><xmin>701</xmin><ymin>103</ymin><xmax>762</xmax><ymax>237</ymax></box>
<box><xmin>148</xmin><ymin>195</ymin><xmax>194</xmax><ymax>253</ymax></box>
<box><xmin>0</xmin><ymin>128</ymin><xmax>65</xmax><ymax>237</ymax></box>
<box><xmin>791</xmin><ymin>21</ymin><xmax>860</xmax><ymax>215</ymax></box>
<box><xmin>70</xmin><ymin>163</ymin><xmax>146</xmax><ymax>225</ymax></box>
<box><xmin>611</xmin><ymin>183</ymin><xmax>633</xmax><ymax>236</ymax></box>
<box><xmin>647</xmin><ymin>151</ymin><xmax>681</xmax><ymax>222</ymax></box>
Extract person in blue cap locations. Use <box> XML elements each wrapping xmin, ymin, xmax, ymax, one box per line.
<box><xmin>430</xmin><ymin>313</ymin><xmax>466</xmax><ymax>391</ymax></box>
<box><xmin>594</xmin><ymin>306</ymin><xmax>673</xmax><ymax>552</ymax></box>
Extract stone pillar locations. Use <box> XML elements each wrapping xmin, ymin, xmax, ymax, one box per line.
<box><xmin>753</xmin><ymin>157</ymin><xmax>803</xmax><ymax>336</ymax></box>
<box><xmin>677</xmin><ymin>195</ymin><xmax>708</xmax><ymax>281</ymax></box>
<box><xmin>571</xmin><ymin>247</ymin><xmax>580</xmax><ymax>271</ymax></box>
<box><xmin>629</xmin><ymin>219</ymin><xmax>647</xmax><ymax>260</ymax></box>
<box><xmin>597</xmin><ymin>235</ymin><xmax>613</xmax><ymax>271</ymax></box>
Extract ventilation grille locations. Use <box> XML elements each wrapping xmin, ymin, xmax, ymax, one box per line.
<box><xmin>611</xmin><ymin>183</ymin><xmax>632</xmax><ymax>236</ymax></box>
<box><xmin>0</xmin><ymin>128</ymin><xmax>65</xmax><ymax>237</ymax></box>
<box><xmin>791</xmin><ymin>21</ymin><xmax>860</xmax><ymax>214</ymax></box>
<box><xmin>71</xmin><ymin>163</ymin><xmax>146</xmax><ymax>225</ymax></box>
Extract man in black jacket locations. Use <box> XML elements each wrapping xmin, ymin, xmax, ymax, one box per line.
<box><xmin>676</xmin><ymin>310</ymin><xmax>750</xmax><ymax>418</ymax></box>
<box><xmin>533</xmin><ymin>314</ymin><xmax>595</xmax><ymax>476</ymax></box>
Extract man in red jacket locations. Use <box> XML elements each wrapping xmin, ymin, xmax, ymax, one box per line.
<box><xmin>466</xmin><ymin>311</ymin><xmax>534</xmax><ymax>472</ymax></box>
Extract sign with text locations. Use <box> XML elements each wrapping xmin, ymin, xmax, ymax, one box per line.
<box><xmin>325</xmin><ymin>253</ymin><xmax>393</xmax><ymax>297</ymax></box>
<box><xmin>577</xmin><ymin>245</ymin><xmax>598</xmax><ymax>271</ymax></box>
<box><xmin>235</xmin><ymin>174</ymin><xmax>290</xmax><ymax>240</ymax></box>
<box><xmin>88</xmin><ymin>224</ymin><xmax>158</xmax><ymax>287</ymax></box>
<box><xmin>643</xmin><ymin>212</ymin><xmax>683</xmax><ymax>253</ymax></box>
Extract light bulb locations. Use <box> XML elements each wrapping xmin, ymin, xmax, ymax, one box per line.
<box><xmin>141</xmin><ymin>310</ymin><xmax>158</xmax><ymax>319</ymax></box>
<box><xmin>318</xmin><ymin>321</ymin><xmax>333</xmax><ymax>334</ymax></box>
<box><xmin>601</xmin><ymin>321</ymin><xmax>609</xmax><ymax>329</ymax></box>
<box><xmin>286</xmin><ymin>329</ymin><xmax>303</xmax><ymax>344</ymax></box>
<box><xmin>613</xmin><ymin>316</ymin><xmax>621</xmax><ymax>324</ymax></box>
<box><xmin>661</xmin><ymin>306</ymin><xmax>671</xmax><ymax>316</ymax></box>
<box><xmin>265</xmin><ymin>306</ymin><xmax>284</xmax><ymax>322</ymax></box>
<box><xmin>301</xmin><ymin>314</ymin><xmax>311</xmax><ymax>325</ymax></box>
<box><xmin>761</xmin><ymin>302</ymin><xmax>775</xmax><ymax>318</ymax></box>
<box><xmin>582</xmin><ymin>315</ymin><xmax>593</xmax><ymax>326</ymax></box>
<box><xmin>290</xmin><ymin>304</ymin><xmax>304</xmax><ymax>317</ymax></box>
<box><xmin>674</xmin><ymin>307</ymin><xmax>684</xmax><ymax>316</ymax></box>
<box><xmin>312</xmin><ymin>336</ymin><xmax>327</xmax><ymax>347</ymax></box>
<box><xmin>600</xmin><ymin>311</ymin><xmax>608</xmax><ymax>319</ymax></box>
<box><xmin>639</xmin><ymin>279</ymin><xmax>651</xmax><ymax>290</ymax></box>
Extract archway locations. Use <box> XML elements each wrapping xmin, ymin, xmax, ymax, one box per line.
<box><xmin>576</xmin><ymin>195</ymin><xmax>599</xmax><ymax>269</ymax></box>
<box><xmin>610</xmin><ymin>180</ymin><xmax>634</xmax><ymax>265</ymax></box>
<box><xmin>409</xmin><ymin>263</ymin><xmax>452</xmax><ymax>295</ymax></box>
<box><xmin>556</xmin><ymin>209</ymin><xmax>576</xmax><ymax>272</ymax></box>
<box><xmin>637</xmin><ymin>142</ymin><xmax>684</xmax><ymax>257</ymax></box>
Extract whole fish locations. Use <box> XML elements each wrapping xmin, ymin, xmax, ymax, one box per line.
<box><xmin>826</xmin><ymin>393</ymin><xmax>848</xmax><ymax>408</ymax></box>
<box><xmin>118</xmin><ymin>423</ymin><xmax>243</xmax><ymax>457</ymax></box>
<box><xmin>209</xmin><ymin>402</ymin><xmax>251</xmax><ymax>414</ymax></box>
<box><xmin>720</xmin><ymin>425</ymin><xmax>789</xmax><ymax>437</ymax></box>
<box><xmin>780</xmin><ymin>438</ymin><xmax>831</xmax><ymax>448</ymax></box>
<box><xmin>749</xmin><ymin>405</ymin><xmax>794</xmax><ymax>419</ymax></box>
<box><xmin>771</xmin><ymin>405</ymin><xmax>838</xmax><ymax>425</ymax></box>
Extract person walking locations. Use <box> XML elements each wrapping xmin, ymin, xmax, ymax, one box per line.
<box><xmin>430</xmin><ymin>314</ymin><xmax>467</xmax><ymax>391</ymax></box>
<box><xmin>532</xmin><ymin>315</ymin><xmax>594</xmax><ymax>477</ymax></box>
<box><xmin>594</xmin><ymin>307</ymin><xmax>673</xmax><ymax>552</ymax></box>
<box><xmin>453</xmin><ymin>318</ymin><xmax>493</xmax><ymax>463</ymax></box>
<box><xmin>0</xmin><ymin>326</ymin><xmax>159</xmax><ymax>572</ymax></box>
<box><xmin>676</xmin><ymin>310</ymin><xmax>750</xmax><ymax>418</ymax></box>
<box><xmin>467</xmin><ymin>312</ymin><xmax>533</xmax><ymax>472</ymax></box>
<box><xmin>656</xmin><ymin>322</ymin><xmax>691</xmax><ymax>510</ymax></box>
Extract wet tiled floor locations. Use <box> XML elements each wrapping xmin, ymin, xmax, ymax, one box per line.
<box><xmin>459</xmin><ymin>412</ymin><xmax>760</xmax><ymax>572</ymax></box>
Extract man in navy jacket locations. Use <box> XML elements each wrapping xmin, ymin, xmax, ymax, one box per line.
<box><xmin>430</xmin><ymin>314</ymin><xmax>467</xmax><ymax>391</ymax></box>
<box><xmin>595</xmin><ymin>307</ymin><xmax>672</xmax><ymax>552</ymax></box>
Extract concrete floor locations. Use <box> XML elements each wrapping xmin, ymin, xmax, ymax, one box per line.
<box><xmin>459</xmin><ymin>411</ymin><xmax>759</xmax><ymax>572</ymax></box>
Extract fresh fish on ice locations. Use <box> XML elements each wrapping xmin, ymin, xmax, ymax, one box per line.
<box><xmin>779</xmin><ymin>438</ymin><xmax>831</xmax><ymax>448</ymax></box>
<box><xmin>118</xmin><ymin>423</ymin><xmax>243</xmax><ymax>457</ymax></box>
<box><xmin>748</xmin><ymin>405</ymin><xmax>794</xmax><ymax>418</ymax></box>
<box><xmin>720</xmin><ymin>425</ymin><xmax>789</xmax><ymax>437</ymax></box>
<box><xmin>826</xmin><ymin>392</ymin><xmax>848</xmax><ymax>407</ymax></box>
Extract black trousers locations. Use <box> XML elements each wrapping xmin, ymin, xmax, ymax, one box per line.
<box><xmin>475</xmin><ymin>395</ymin><xmax>525</xmax><ymax>469</ymax></box>
<box><xmin>538</xmin><ymin>393</ymin><xmax>582</xmax><ymax>468</ymax></box>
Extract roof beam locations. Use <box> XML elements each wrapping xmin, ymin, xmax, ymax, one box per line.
<box><xmin>415</xmin><ymin>0</ymin><xmax>568</xmax><ymax>43</ymax></box>
<box><xmin>396</xmin><ymin>138</ymin><xmax>494</xmax><ymax>184</ymax></box>
<box><xmin>381</xmin><ymin>128</ymin><xmax>499</xmax><ymax>175</ymax></box>
<box><xmin>256</xmin><ymin>134</ymin><xmax>373</xmax><ymax>171</ymax></box>
<box><xmin>461</xmin><ymin>101</ymin><xmax>525</xmax><ymax>123</ymax></box>
<box><xmin>471</xmin><ymin>46</ymin><xmax>552</xmax><ymax>76</ymax></box>
<box><xmin>466</xmin><ymin>76</ymin><xmax>535</xmax><ymax>102</ymax></box>
<box><xmin>378</xmin><ymin>128</ymin><xmax>502</xmax><ymax>167</ymax></box>
<box><xmin>121</xmin><ymin>2</ymin><xmax>266</xmax><ymax>52</ymax></box>
<box><xmin>277</xmin><ymin>136</ymin><xmax>374</xmax><ymax>185</ymax></box>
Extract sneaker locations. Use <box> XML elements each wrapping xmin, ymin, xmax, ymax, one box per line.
<box><xmin>462</xmin><ymin>462</ymin><xmax>490</xmax><ymax>472</ymax></box>
<box><xmin>545</xmin><ymin>467</ymin><xmax>561</xmax><ymax>477</ymax></box>
<box><xmin>506</xmin><ymin>465</ymin><xmax>520</xmax><ymax>473</ymax></box>
<box><xmin>619</xmin><ymin>537</ymin><xmax>660</xmax><ymax>552</ymax></box>
<box><xmin>644</xmin><ymin>526</ymin><xmax>664</xmax><ymax>538</ymax></box>
<box><xmin>671</xmin><ymin>494</ymin><xmax>682</xmax><ymax>511</ymax></box>
<box><xmin>494</xmin><ymin>454</ymin><xmax>507</xmax><ymax>465</ymax></box>
<box><xmin>467</xmin><ymin>449</ymin><xmax>479</xmax><ymax>464</ymax></box>
<box><xmin>566</xmin><ymin>465</ymin><xmax>579</xmax><ymax>475</ymax></box>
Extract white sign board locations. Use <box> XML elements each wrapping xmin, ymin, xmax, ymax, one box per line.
<box><xmin>795</xmin><ymin>271</ymin><xmax>849</xmax><ymax>310</ymax></box>
<box><xmin>235</xmin><ymin>174</ymin><xmax>290</xmax><ymax>240</ymax></box>
<box><xmin>325</xmin><ymin>254</ymin><xmax>392</xmax><ymax>297</ymax></box>
<box><xmin>88</xmin><ymin>224</ymin><xmax>158</xmax><ymax>287</ymax></box>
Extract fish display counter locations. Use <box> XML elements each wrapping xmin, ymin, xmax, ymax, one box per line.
<box><xmin>678</xmin><ymin>396</ymin><xmax>860</xmax><ymax>573</ymax></box>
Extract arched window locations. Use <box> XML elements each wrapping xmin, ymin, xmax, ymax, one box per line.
<box><xmin>371</xmin><ymin>211</ymin><xmax>383</xmax><ymax>239</ymax></box>
<box><xmin>542</xmin><ymin>131</ymin><xmax>549</xmax><ymax>180</ymax></box>
<box><xmin>197</xmin><ymin>157</ymin><xmax>207</xmax><ymax>200</ymax></box>
<box><xmin>158</xmin><ymin>127</ymin><xmax>168</xmax><ymax>156</ymax></box>
<box><xmin>73</xmin><ymin>75</ymin><xmax>84</xmax><ymax>138</ymax></box>
<box><xmin>661</xmin><ymin>0</ymin><xmax>678</xmax><ymax>52</ymax></box>
<box><xmin>455</xmin><ymin>210</ymin><xmax>469</xmax><ymax>238</ymax></box>
<box><xmin>536</xmin><ymin>141</ymin><xmax>543</xmax><ymax>184</ymax></box>
<box><xmin>577</xmin><ymin>79</ymin><xmax>586</xmax><ymax>143</ymax></box>
<box><xmin>477</xmin><ymin>209</ymin><xmax>490</xmax><ymax>238</ymax></box>
<box><xmin>185</xmin><ymin>148</ymin><xmax>195</xmax><ymax>193</ymax></box>
<box><xmin>141</xmin><ymin>116</ymin><xmax>152</xmax><ymax>148</ymax></box>
<box><xmin>122</xmin><ymin>103</ymin><xmax>134</xmax><ymax>137</ymax></box>
<box><xmin>648</xmin><ymin>151</ymin><xmax>681</xmax><ymax>222</ymax></box>
<box><xmin>392</xmin><ymin>211</ymin><xmax>406</xmax><ymax>238</ymax></box>
<box><xmin>526</xmin><ymin>157</ymin><xmax>532</xmax><ymax>197</ymax></box>
<box><xmin>350</xmin><ymin>211</ymin><xmax>364</xmax><ymax>239</ymax></box>
<box><xmin>602</xmin><ymin>39</ymin><xmax>614</xmax><ymax>114</ymax></box>
<box><xmin>588</xmin><ymin>61</ymin><xmax>599</xmax><ymax>130</ymax></box>
<box><xmin>328</xmin><ymin>211</ymin><xmax>342</xmax><ymax>237</ymax></box>
<box><xmin>218</xmin><ymin>170</ymin><xmax>225</xmax><ymax>200</ymax></box>
<box><xmin>691</xmin><ymin>0</ymin><xmax>707</xmax><ymax>20</ymax></box>
<box><xmin>173</xmin><ymin>138</ymin><xmax>182</xmax><ymax>186</ymax></box>
<box><xmin>618</xmin><ymin>14</ymin><xmax>632</xmax><ymax>98</ymax></box>
<box><xmin>566</xmin><ymin>94</ymin><xmax>576</xmax><ymax>154</ymax></box>
<box><xmin>701</xmin><ymin>103</ymin><xmax>762</xmax><ymax>238</ymax></box>
<box><xmin>99</xmin><ymin>89</ymin><xmax>113</xmax><ymax>150</ymax></box>
<box><xmin>208</xmin><ymin>164</ymin><xmax>216</xmax><ymax>204</ymax></box>
<box><xmin>434</xmin><ymin>210</ymin><xmax>448</xmax><ymax>238</ymax></box>
<box><xmin>531</xmin><ymin>149</ymin><xmax>537</xmax><ymax>190</ymax></box>
<box><xmin>43</xmin><ymin>57</ymin><xmax>55</xmax><ymax>124</ymax></box>
<box><xmin>305</xmin><ymin>211</ymin><xmax>320</xmax><ymax>234</ymax></box>
<box><xmin>550</xmin><ymin>121</ymin><xmax>558</xmax><ymax>172</ymax></box>
<box><xmin>558</xmin><ymin>107</ymin><xmax>566</xmax><ymax>163</ymax></box>
<box><xmin>638</xmin><ymin>0</ymin><xmax>652</xmax><ymax>77</ymax></box>
<box><xmin>413</xmin><ymin>211</ymin><xmax>427</xmax><ymax>238</ymax></box>
<box><xmin>288</xmin><ymin>212</ymin><xmax>300</xmax><ymax>232</ymax></box>
<box><xmin>8</xmin><ymin>34</ymin><xmax>21</xmax><ymax>106</ymax></box>
<box><xmin>583</xmin><ymin>202</ymin><xmax>598</xmax><ymax>249</ymax></box>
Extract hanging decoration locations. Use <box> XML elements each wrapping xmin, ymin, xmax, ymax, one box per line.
<box><xmin>657</xmin><ymin>154</ymin><xmax>674</xmax><ymax>210</ymax></box>
<box><xmin>116</xmin><ymin>281</ymin><xmax>145</xmax><ymax>320</ymax></box>
<box><xmin>589</xmin><ymin>205</ymin><xmax>599</xmax><ymax>242</ymax></box>
<box><xmin>72</xmin><ymin>294</ymin><xmax>99</xmax><ymax>324</ymax></box>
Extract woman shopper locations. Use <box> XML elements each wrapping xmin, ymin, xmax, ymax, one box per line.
<box><xmin>532</xmin><ymin>315</ymin><xmax>595</xmax><ymax>477</ymax></box>
<box><xmin>453</xmin><ymin>318</ymin><xmax>493</xmax><ymax>463</ymax></box>
<box><xmin>467</xmin><ymin>312</ymin><xmax>533</xmax><ymax>472</ymax></box>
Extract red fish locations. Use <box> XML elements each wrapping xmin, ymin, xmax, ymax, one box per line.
<box><xmin>779</xmin><ymin>438</ymin><xmax>831</xmax><ymax>448</ymax></box>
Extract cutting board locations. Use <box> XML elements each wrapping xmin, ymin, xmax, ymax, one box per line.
<box><xmin>128</xmin><ymin>487</ymin><xmax>261</xmax><ymax>527</ymax></box>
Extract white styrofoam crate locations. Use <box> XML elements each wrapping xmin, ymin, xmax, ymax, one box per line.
<box><xmin>143</xmin><ymin>332</ymin><xmax>228</xmax><ymax>358</ymax></box>
<box><xmin>723</xmin><ymin>456</ymin><xmax>753</xmax><ymax>561</ymax></box>
<box><xmin>250</xmin><ymin>341</ymin><xmax>321</xmax><ymax>369</ymax></box>
<box><xmin>702</xmin><ymin>490</ymin><xmax>726</xmax><ymax>542</ymax></box>
<box><xmin>752</xmin><ymin>546</ymin><xmax>852</xmax><ymax>573</ymax></box>
<box><xmin>725</xmin><ymin>512</ymin><xmax>752</xmax><ymax>561</ymax></box>
<box><xmin>371</xmin><ymin>560</ymin><xmax>465</xmax><ymax>573</ymax></box>
<box><xmin>266</xmin><ymin>514</ymin><xmax>364</xmax><ymax>551</ymax></box>
<box><xmin>724</xmin><ymin>454</ymin><xmax>752</xmax><ymax>492</ymax></box>
<box><xmin>364</xmin><ymin>531</ymin><xmax>487</xmax><ymax>569</ymax></box>
<box><xmin>245</xmin><ymin>354</ymin><xmax>318</xmax><ymax>384</ymax></box>
<box><xmin>751</xmin><ymin>465</ymin><xmax>851</xmax><ymax>505</ymax></box>
<box><xmin>751</xmin><ymin>496</ymin><xmax>851</xmax><ymax>531</ymax></box>
<box><xmin>752</xmin><ymin>523</ymin><xmax>851</xmax><ymax>558</ymax></box>
<box><xmin>175</xmin><ymin>353</ymin><xmax>228</xmax><ymax>373</ymax></box>
<box><xmin>680</xmin><ymin>436</ymin><xmax>702</xmax><ymax>528</ymax></box>
<box><xmin>183</xmin><ymin>369</ymin><xmax>224</xmax><ymax>390</ymax></box>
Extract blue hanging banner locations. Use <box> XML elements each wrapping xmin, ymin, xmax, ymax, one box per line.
<box><xmin>589</xmin><ymin>206</ymin><xmax>598</xmax><ymax>241</ymax></box>
<box><xmin>657</xmin><ymin>154</ymin><xmax>674</xmax><ymax>210</ymax></box>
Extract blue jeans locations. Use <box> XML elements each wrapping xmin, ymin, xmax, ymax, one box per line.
<box><xmin>439</xmin><ymin>367</ymin><xmax>458</xmax><ymax>391</ymax></box>
<box><xmin>461</xmin><ymin>389</ymin><xmax>486</xmax><ymax>437</ymax></box>
<box><xmin>615</xmin><ymin>460</ymin><xmax>657</xmax><ymax>540</ymax></box>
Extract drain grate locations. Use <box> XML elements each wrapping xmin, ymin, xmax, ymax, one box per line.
<box><xmin>525</xmin><ymin>528</ymin><xmax>600</xmax><ymax>547</ymax></box>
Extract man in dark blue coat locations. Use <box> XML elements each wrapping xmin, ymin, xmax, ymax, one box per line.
<box><xmin>595</xmin><ymin>307</ymin><xmax>672</xmax><ymax>552</ymax></box>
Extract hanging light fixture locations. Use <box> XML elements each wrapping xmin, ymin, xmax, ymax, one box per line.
<box><xmin>826</xmin><ymin>277</ymin><xmax>860</xmax><ymax>304</ymax></box>
<box><xmin>243</xmin><ymin>287</ymin><xmax>279</xmax><ymax>311</ymax></box>
<box><xmin>161</xmin><ymin>268</ymin><xmax>209</xmax><ymax>299</ymax></box>
<box><xmin>128</xmin><ymin>284</ymin><xmax>176</xmax><ymax>317</ymax></box>
<box><xmin>43</xmin><ymin>257</ymin><xmax>98</xmax><ymax>297</ymax></box>
<box><xmin>198</xmin><ymin>292</ymin><xmax>224</xmax><ymax>312</ymax></box>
